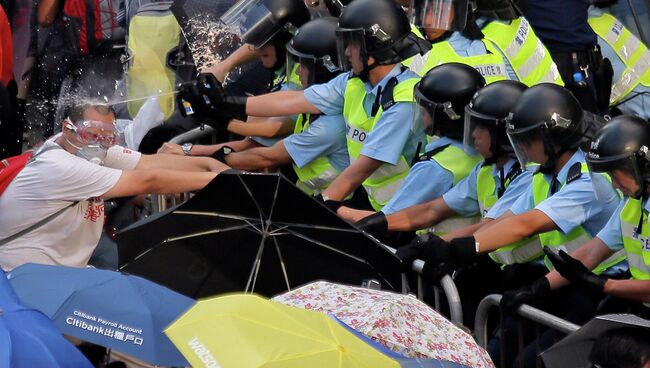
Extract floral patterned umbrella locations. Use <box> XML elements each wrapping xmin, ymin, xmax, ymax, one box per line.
<box><xmin>273</xmin><ymin>281</ymin><xmax>494</xmax><ymax>368</ymax></box>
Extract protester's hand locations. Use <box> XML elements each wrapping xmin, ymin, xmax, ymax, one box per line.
<box><xmin>500</xmin><ymin>277</ymin><xmax>550</xmax><ymax>313</ymax></box>
<box><xmin>544</xmin><ymin>247</ymin><xmax>607</xmax><ymax>293</ymax></box>
<box><xmin>157</xmin><ymin>143</ymin><xmax>184</xmax><ymax>155</ymax></box>
<box><xmin>355</xmin><ymin>212</ymin><xmax>388</xmax><ymax>239</ymax></box>
<box><xmin>203</xmin><ymin>62</ymin><xmax>229</xmax><ymax>83</ymax></box>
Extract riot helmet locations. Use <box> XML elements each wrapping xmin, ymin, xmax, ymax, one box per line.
<box><xmin>587</xmin><ymin>115</ymin><xmax>650</xmax><ymax>198</ymax></box>
<box><xmin>336</xmin><ymin>0</ymin><xmax>430</xmax><ymax>79</ymax></box>
<box><xmin>463</xmin><ymin>80</ymin><xmax>527</xmax><ymax>163</ymax></box>
<box><xmin>506</xmin><ymin>83</ymin><xmax>586</xmax><ymax>173</ymax></box>
<box><xmin>414</xmin><ymin>62</ymin><xmax>486</xmax><ymax>139</ymax></box>
<box><xmin>475</xmin><ymin>0</ymin><xmax>520</xmax><ymax>20</ymax></box>
<box><xmin>286</xmin><ymin>17</ymin><xmax>341</xmax><ymax>86</ymax></box>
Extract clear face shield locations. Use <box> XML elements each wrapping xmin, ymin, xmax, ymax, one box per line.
<box><xmin>463</xmin><ymin>105</ymin><xmax>498</xmax><ymax>157</ymax></box>
<box><xmin>414</xmin><ymin>87</ymin><xmax>461</xmax><ymax>137</ymax></box>
<box><xmin>506</xmin><ymin>117</ymin><xmax>547</xmax><ymax>169</ymax></box>
<box><xmin>587</xmin><ymin>152</ymin><xmax>643</xmax><ymax>199</ymax></box>
<box><xmin>221</xmin><ymin>0</ymin><xmax>286</xmax><ymax>48</ymax></box>
<box><xmin>409</xmin><ymin>0</ymin><xmax>469</xmax><ymax>32</ymax></box>
<box><xmin>286</xmin><ymin>48</ymin><xmax>339</xmax><ymax>88</ymax></box>
<box><xmin>335</xmin><ymin>28</ymin><xmax>368</xmax><ymax>75</ymax></box>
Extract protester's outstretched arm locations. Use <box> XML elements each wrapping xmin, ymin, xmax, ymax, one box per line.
<box><xmin>323</xmin><ymin>155</ymin><xmax>383</xmax><ymax>202</ymax></box>
<box><xmin>473</xmin><ymin>209</ymin><xmax>556</xmax><ymax>252</ymax></box>
<box><xmin>101</xmin><ymin>168</ymin><xmax>227</xmax><ymax>199</ymax></box>
<box><xmin>246</xmin><ymin>91</ymin><xmax>322</xmax><ymax>117</ymax></box>
<box><xmin>384</xmin><ymin>197</ymin><xmax>456</xmax><ymax>232</ymax></box>
<box><xmin>204</xmin><ymin>44</ymin><xmax>259</xmax><ymax>82</ymax></box>
<box><xmin>226</xmin><ymin>117</ymin><xmax>295</xmax><ymax>138</ymax></box>
<box><xmin>136</xmin><ymin>153</ymin><xmax>227</xmax><ymax>172</ymax></box>
<box><xmin>225</xmin><ymin>141</ymin><xmax>292</xmax><ymax>170</ymax></box>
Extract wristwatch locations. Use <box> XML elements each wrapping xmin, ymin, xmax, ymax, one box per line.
<box><xmin>181</xmin><ymin>143</ymin><xmax>193</xmax><ymax>156</ymax></box>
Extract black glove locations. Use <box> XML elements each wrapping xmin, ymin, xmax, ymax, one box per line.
<box><xmin>177</xmin><ymin>73</ymin><xmax>248</xmax><ymax>122</ymax></box>
<box><xmin>395</xmin><ymin>233</ymin><xmax>451</xmax><ymax>272</ymax></box>
<box><xmin>210</xmin><ymin>146</ymin><xmax>235</xmax><ymax>164</ymax></box>
<box><xmin>544</xmin><ymin>247</ymin><xmax>607</xmax><ymax>293</ymax></box>
<box><xmin>314</xmin><ymin>194</ymin><xmax>342</xmax><ymax>213</ymax></box>
<box><xmin>449</xmin><ymin>236</ymin><xmax>479</xmax><ymax>267</ymax></box>
<box><xmin>355</xmin><ymin>212</ymin><xmax>388</xmax><ymax>239</ymax></box>
<box><xmin>500</xmin><ymin>277</ymin><xmax>550</xmax><ymax>313</ymax></box>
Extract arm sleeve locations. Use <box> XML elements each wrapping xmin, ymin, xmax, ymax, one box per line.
<box><xmin>442</xmin><ymin>166</ymin><xmax>481</xmax><ymax>216</ymax></box>
<box><xmin>381</xmin><ymin>161</ymin><xmax>455</xmax><ymax>214</ymax></box>
<box><xmin>284</xmin><ymin>115</ymin><xmax>346</xmax><ymax>168</ymax></box>
<box><xmin>303</xmin><ymin>72</ymin><xmax>348</xmax><ymax>116</ymax></box>
<box><xmin>510</xmin><ymin>184</ymin><xmax>534</xmax><ymax>215</ymax></box>
<box><xmin>104</xmin><ymin>146</ymin><xmax>141</xmax><ymax>170</ymax></box>
<box><xmin>595</xmin><ymin>200</ymin><xmax>626</xmax><ymax>252</ymax></box>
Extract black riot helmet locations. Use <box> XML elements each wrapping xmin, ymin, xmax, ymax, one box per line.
<box><xmin>336</xmin><ymin>0</ymin><xmax>431</xmax><ymax>79</ymax></box>
<box><xmin>414</xmin><ymin>62</ymin><xmax>486</xmax><ymax>139</ymax></box>
<box><xmin>323</xmin><ymin>0</ymin><xmax>352</xmax><ymax>17</ymax></box>
<box><xmin>587</xmin><ymin>115</ymin><xmax>650</xmax><ymax>198</ymax></box>
<box><xmin>286</xmin><ymin>17</ymin><xmax>341</xmax><ymax>86</ymax></box>
<box><xmin>463</xmin><ymin>80</ymin><xmax>527</xmax><ymax>163</ymax></box>
<box><xmin>475</xmin><ymin>0</ymin><xmax>520</xmax><ymax>20</ymax></box>
<box><xmin>221</xmin><ymin>0</ymin><xmax>310</xmax><ymax>70</ymax></box>
<box><xmin>506</xmin><ymin>83</ymin><xmax>586</xmax><ymax>173</ymax></box>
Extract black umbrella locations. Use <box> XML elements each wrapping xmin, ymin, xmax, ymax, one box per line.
<box><xmin>116</xmin><ymin>171</ymin><xmax>403</xmax><ymax>298</ymax></box>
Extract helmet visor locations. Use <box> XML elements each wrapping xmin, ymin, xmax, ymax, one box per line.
<box><xmin>335</xmin><ymin>28</ymin><xmax>367</xmax><ymax>73</ymax></box>
<box><xmin>463</xmin><ymin>105</ymin><xmax>498</xmax><ymax>155</ymax></box>
<box><xmin>506</xmin><ymin>119</ymin><xmax>547</xmax><ymax>168</ymax></box>
<box><xmin>586</xmin><ymin>153</ymin><xmax>638</xmax><ymax>199</ymax></box>
<box><xmin>409</xmin><ymin>0</ymin><xmax>469</xmax><ymax>32</ymax></box>
<box><xmin>221</xmin><ymin>0</ymin><xmax>283</xmax><ymax>48</ymax></box>
<box><xmin>287</xmin><ymin>52</ymin><xmax>312</xmax><ymax>87</ymax></box>
<box><xmin>415</xmin><ymin>86</ymin><xmax>461</xmax><ymax>137</ymax></box>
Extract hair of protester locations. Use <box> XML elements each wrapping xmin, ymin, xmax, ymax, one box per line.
<box><xmin>67</xmin><ymin>101</ymin><xmax>116</xmax><ymax>122</ymax></box>
<box><xmin>589</xmin><ymin>327</ymin><xmax>650</xmax><ymax>368</ymax></box>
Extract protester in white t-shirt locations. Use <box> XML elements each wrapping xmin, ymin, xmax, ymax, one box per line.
<box><xmin>0</xmin><ymin>103</ymin><xmax>229</xmax><ymax>271</ymax></box>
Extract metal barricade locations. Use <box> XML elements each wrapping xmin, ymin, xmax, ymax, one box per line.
<box><xmin>412</xmin><ymin>259</ymin><xmax>463</xmax><ymax>326</ymax></box>
<box><xmin>474</xmin><ymin>294</ymin><xmax>581</xmax><ymax>368</ymax></box>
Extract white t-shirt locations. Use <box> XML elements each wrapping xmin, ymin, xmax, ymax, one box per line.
<box><xmin>0</xmin><ymin>138</ymin><xmax>141</xmax><ymax>271</ymax></box>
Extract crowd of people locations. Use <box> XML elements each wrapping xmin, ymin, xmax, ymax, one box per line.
<box><xmin>1</xmin><ymin>0</ymin><xmax>650</xmax><ymax>366</ymax></box>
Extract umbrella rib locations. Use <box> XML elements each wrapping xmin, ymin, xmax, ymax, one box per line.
<box><xmin>284</xmin><ymin>229</ymin><xmax>369</xmax><ymax>264</ymax></box>
<box><xmin>277</xmin><ymin>223</ymin><xmax>361</xmax><ymax>233</ymax></box>
<box><xmin>245</xmin><ymin>235</ymin><xmax>267</xmax><ymax>293</ymax></box>
<box><xmin>271</xmin><ymin>235</ymin><xmax>291</xmax><ymax>291</ymax></box>
<box><xmin>163</xmin><ymin>224</ymin><xmax>253</xmax><ymax>243</ymax></box>
<box><xmin>236</xmin><ymin>175</ymin><xmax>268</xmax><ymax>226</ymax></box>
<box><xmin>265</xmin><ymin>175</ymin><xmax>281</xmax><ymax>224</ymax></box>
<box><xmin>173</xmin><ymin>211</ymin><xmax>258</xmax><ymax>222</ymax></box>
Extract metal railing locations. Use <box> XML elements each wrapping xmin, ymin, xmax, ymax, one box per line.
<box><xmin>411</xmin><ymin>259</ymin><xmax>463</xmax><ymax>326</ymax></box>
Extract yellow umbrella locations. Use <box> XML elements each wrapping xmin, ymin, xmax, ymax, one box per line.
<box><xmin>164</xmin><ymin>294</ymin><xmax>401</xmax><ymax>368</ymax></box>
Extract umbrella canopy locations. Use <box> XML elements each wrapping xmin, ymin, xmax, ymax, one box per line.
<box><xmin>0</xmin><ymin>269</ymin><xmax>92</xmax><ymax>368</ymax></box>
<box><xmin>165</xmin><ymin>293</ymin><xmax>402</xmax><ymax>368</ymax></box>
<box><xmin>7</xmin><ymin>263</ymin><xmax>194</xmax><ymax>366</ymax></box>
<box><xmin>541</xmin><ymin>313</ymin><xmax>650</xmax><ymax>368</ymax></box>
<box><xmin>116</xmin><ymin>171</ymin><xmax>403</xmax><ymax>298</ymax></box>
<box><xmin>273</xmin><ymin>281</ymin><xmax>494</xmax><ymax>368</ymax></box>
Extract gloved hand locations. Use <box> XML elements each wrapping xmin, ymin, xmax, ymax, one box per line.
<box><xmin>355</xmin><ymin>212</ymin><xmax>388</xmax><ymax>239</ymax></box>
<box><xmin>177</xmin><ymin>73</ymin><xmax>248</xmax><ymax>122</ymax></box>
<box><xmin>395</xmin><ymin>233</ymin><xmax>450</xmax><ymax>272</ymax></box>
<box><xmin>314</xmin><ymin>194</ymin><xmax>342</xmax><ymax>213</ymax></box>
<box><xmin>210</xmin><ymin>146</ymin><xmax>235</xmax><ymax>164</ymax></box>
<box><xmin>500</xmin><ymin>277</ymin><xmax>550</xmax><ymax>313</ymax></box>
<box><xmin>544</xmin><ymin>247</ymin><xmax>607</xmax><ymax>293</ymax></box>
<box><xmin>448</xmin><ymin>236</ymin><xmax>479</xmax><ymax>267</ymax></box>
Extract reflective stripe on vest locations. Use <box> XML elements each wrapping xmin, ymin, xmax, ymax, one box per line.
<box><xmin>482</xmin><ymin>17</ymin><xmax>564</xmax><ymax>86</ymax></box>
<box><xmin>588</xmin><ymin>12</ymin><xmax>650</xmax><ymax>104</ymax></box>
<box><xmin>620</xmin><ymin>197</ymin><xmax>650</xmax><ymax>280</ymax></box>
<box><xmin>292</xmin><ymin>114</ymin><xmax>340</xmax><ymax>196</ymax></box>
<box><xmin>475</xmin><ymin>164</ymin><xmax>543</xmax><ymax>264</ymax></box>
<box><xmin>418</xmin><ymin>41</ymin><xmax>508</xmax><ymax>83</ymax></box>
<box><xmin>342</xmin><ymin>76</ymin><xmax>419</xmax><ymax>211</ymax></box>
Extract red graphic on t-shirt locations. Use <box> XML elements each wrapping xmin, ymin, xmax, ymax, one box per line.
<box><xmin>84</xmin><ymin>200</ymin><xmax>105</xmax><ymax>222</ymax></box>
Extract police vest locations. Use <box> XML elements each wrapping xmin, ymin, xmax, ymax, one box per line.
<box><xmin>403</xmin><ymin>24</ymin><xmax>426</xmax><ymax>69</ymax></box>
<box><xmin>620</xmin><ymin>197</ymin><xmax>650</xmax><ymax>307</ymax></box>
<box><xmin>476</xmin><ymin>163</ymin><xmax>544</xmax><ymax>264</ymax></box>
<box><xmin>532</xmin><ymin>162</ymin><xmax>625</xmax><ymax>272</ymax></box>
<box><xmin>270</xmin><ymin>63</ymin><xmax>301</xmax><ymax>92</ymax></box>
<box><xmin>417</xmin><ymin>40</ymin><xmax>508</xmax><ymax>83</ymax></box>
<box><xmin>482</xmin><ymin>17</ymin><xmax>564</xmax><ymax>86</ymax></box>
<box><xmin>416</xmin><ymin>144</ymin><xmax>482</xmax><ymax>234</ymax></box>
<box><xmin>292</xmin><ymin>114</ymin><xmax>340</xmax><ymax>196</ymax></box>
<box><xmin>342</xmin><ymin>74</ymin><xmax>419</xmax><ymax>211</ymax></box>
<box><xmin>588</xmin><ymin>12</ymin><xmax>650</xmax><ymax>104</ymax></box>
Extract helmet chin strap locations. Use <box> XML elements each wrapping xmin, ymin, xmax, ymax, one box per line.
<box><xmin>539</xmin><ymin>136</ymin><xmax>559</xmax><ymax>174</ymax></box>
<box><xmin>357</xmin><ymin>57</ymin><xmax>378</xmax><ymax>83</ymax></box>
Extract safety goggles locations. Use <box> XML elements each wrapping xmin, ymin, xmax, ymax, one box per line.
<box><xmin>65</xmin><ymin>118</ymin><xmax>118</xmax><ymax>149</ymax></box>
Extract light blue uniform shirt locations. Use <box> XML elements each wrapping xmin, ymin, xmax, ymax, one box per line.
<box><xmin>381</xmin><ymin>137</ymin><xmax>470</xmax><ymax>215</ymax></box>
<box><xmin>283</xmin><ymin>114</ymin><xmax>350</xmax><ymax>173</ymax></box>
<box><xmin>598</xmin><ymin>196</ymin><xmax>650</xmax><ymax>251</ymax></box>
<box><xmin>589</xmin><ymin>6</ymin><xmax>650</xmax><ymax>120</ymax></box>
<box><xmin>251</xmin><ymin>68</ymin><xmax>302</xmax><ymax>147</ymax></box>
<box><xmin>451</xmin><ymin>20</ymin><xmax>520</xmax><ymax>82</ymax></box>
<box><xmin>443</xmin><ymin>158</ymin><xmax>533</xmax><ymax>218</ymax></box>
<box><xmin>304</xmin><ymin>65</ymin><xmax>426</xmax><ymax>165</ymax></box>
<box><xmin>510</xmin><ymin>150</ymin><xmax>621</xmax><ymax>238</ymax></box>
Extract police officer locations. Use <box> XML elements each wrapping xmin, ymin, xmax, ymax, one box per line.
<box><xmin>343</xmin><ymin>63</ymin><xmax>485</xmax><ymax>226</ymax></box>
<box><xmin>589</xmin><ymin>5</ymin><xmax>650</xmax><ymax>120</ymax></box>
<box><xmin>167</xmin><ymin>18</ymin><xmax>349</xmax><ymax>196</ymax></box>
<box><xmin>522</xmin><ymin>0</ymin><xmax>612</xmax><ymax>114</ymax></box>
<box><xmin>179</xmin><ymin>0</ymin><xmax>430</xmax><ymax>212</ymax></box>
